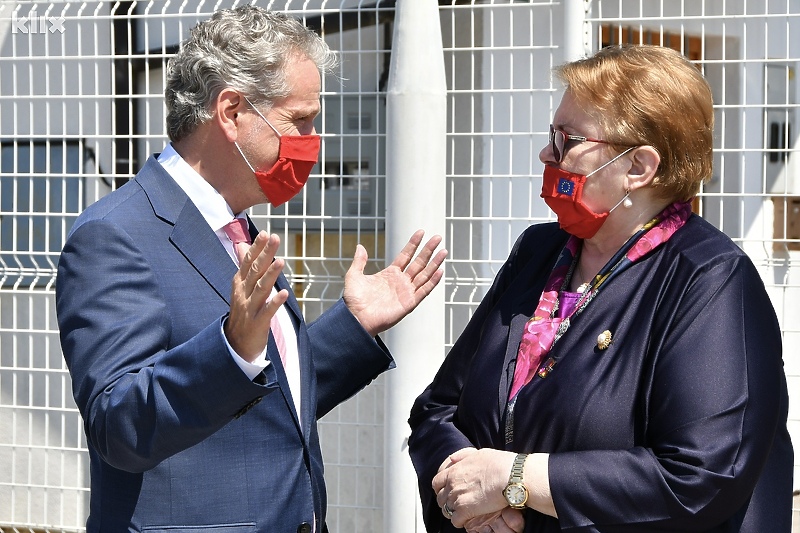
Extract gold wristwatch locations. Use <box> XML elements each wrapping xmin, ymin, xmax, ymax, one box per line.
<box><xmin>503</xmin><ymin>453</ymin><xmax>529</xmax><ymax>509</ymax></box>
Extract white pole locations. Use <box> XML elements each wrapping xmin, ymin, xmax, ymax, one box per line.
<box><xmin>384</xmin><ymin>1</ymin><xmax>447</xmax><ymax>532</ymax></box>
<box><xmin>563</xmin><ymin>0</ymin><xmax>590</xmax><ymax>62</ymax></box>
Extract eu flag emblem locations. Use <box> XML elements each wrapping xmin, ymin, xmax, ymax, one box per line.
<box><xmin>557</xmin><ymin>178</ymin><xmax>574</xmax><ymax>196</ymax></box>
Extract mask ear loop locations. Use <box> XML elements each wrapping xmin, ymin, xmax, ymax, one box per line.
<box><xmin>234</xmin><ymin>142</ymin><xmax>256</xmax><ymax>173</ymax></box>
<box><xmin>586</xmin><ymin>146</ymin><xmax>637</xmax><ymax>214</ymax></box>
<box><xmin>233</xmin><ymin>93</ymin><xmax>282</xmax><ymax>173</ymax></box>
<box><xmin>585</xmin><ymin>145</ymin><xmax>637</xmax><ymax>177</ymax></box>
<box><xmin>241</xmin><ymin>94</ymin><xmax>282</xmax><ymax>137</ymax></box>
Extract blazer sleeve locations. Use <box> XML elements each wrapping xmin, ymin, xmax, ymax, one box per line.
<box><xmin>56</xmin><ymin>219</ymin><xmax>276</xmax><ymax>473</ymax></box>
<box><xmin>308</xmin><ymin>298</ymin><xmax>394</xmax><ymax>418</ymax></box>
<box><xmin>548</xmin><ymin>253</ymin><xmax>788</xmax><ymax>531</ymax></box>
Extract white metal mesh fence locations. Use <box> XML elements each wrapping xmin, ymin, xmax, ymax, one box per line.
<box><xmin>0</xmin><ymin>0</ymin><xmax>797</xmax><ymax>531</ymax></box>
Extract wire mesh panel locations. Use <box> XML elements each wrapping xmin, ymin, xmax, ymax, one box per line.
<box><xmin>439</xmin><ymin>1</ymin><xmax>562</xmax><ymax>347</ymax></box>
<box><xmin>0</xmin><ymin>5</ymin><xmax>110</xmax><ymax>529</ymax></box>
<box><xmin>0</xmin><ymin>1</ymin><xmax>392</xmax><ymax>530</ymax></box>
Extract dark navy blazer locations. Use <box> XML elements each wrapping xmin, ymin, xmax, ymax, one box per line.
<box><xmin>409</xmin><ymin>219</ymin><xmax>793</xmax><ymax>532</ymax></box>
<box><xmin>56</xmin><ymin>156</ymin><xmax>394</xmax><ymax>532</ymax></box>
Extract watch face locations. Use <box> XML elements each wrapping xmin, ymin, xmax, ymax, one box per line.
<box><xmin>504</xmin><ymin>483</ymin><xmax>527</xmax><ymax>506</ymax></box>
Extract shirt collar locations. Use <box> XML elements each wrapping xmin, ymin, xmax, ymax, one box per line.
<box><xmin>157</xmin><ymin>143</ymin><xmax>242</xmax><ymax>231</ymax></box>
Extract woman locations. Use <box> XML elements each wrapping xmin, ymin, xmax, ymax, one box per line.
<box><xmin>408</xmin><ymin>45</ymin><xmax>793</xmax><ymax>533</ymax></box>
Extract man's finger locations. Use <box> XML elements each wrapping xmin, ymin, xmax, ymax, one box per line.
<box><xmin>242</xmin><ymin>233</ymin><xmax>281</xmax><ymax>293</ymax></box>
<box><xmin>412</xmin><ymin>267</ymin><xmax>445</xmax><ymax>303</ymax></box>
<box><xmin>250</xmin><ymin>258</ymin><xmax>285</xmax><ymax>312</ymax></box>
<box><xmin>404</xmin><ymin>234</ymin><xmax>444</xmax><ymax>279</ymax></box>
<box><xmin>347</xmin><ymin>244</ymin><xmax>369</xmax><ymax>278</ymax></box>
<box><xmin>239</xmin><ymin>231</ymin><xmax>270</xmax><ymax>271</ymax></box>
<box><xmin>389</xmin><ymin>229</ymin><xmax>425</xmax><ymax>270</ymax></box>
<box><xmin>265</xmin><ymin>288</ymin><xmax>289</xmax><ymax>316</ymax></box>
<box><xmin>411</xmin><ymin>248</ymin><xmax>448</xmax><ymax>290</ymax></box>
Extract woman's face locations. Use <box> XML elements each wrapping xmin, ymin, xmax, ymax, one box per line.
<box><xmin>539</xmin><ymin>91</ymin><xmax>629</xmax><ymax>215</ymax></box>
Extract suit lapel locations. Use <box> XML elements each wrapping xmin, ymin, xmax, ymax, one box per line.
<box><xmin>135</xmin><ymin>157</ymin><xmax>236</xmax><ymax>303</ymax></box>
<box><xmin>274</xmin><ymin>275</ymin><xmax>314</xmax><ymax>440</ymax></box>
<box><xmin>498</xmin><ymin>293</ymin><xmax>541</xmax><ymax>415</ymax></box>
<box><xmin>497</xmin><ymin>237</ymin><xmax>566</xmax><ymax>414</ymax></box>
<box><xmin>172</xmin><ymin>204</ymin><xmax>237</xmax><ymax>303</ymax></box>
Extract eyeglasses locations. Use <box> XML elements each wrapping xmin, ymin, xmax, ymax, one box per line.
<box><xmin>549</xmin><ymin>124</ymin><xmax>617</xmax><ymax>163</ymax></box>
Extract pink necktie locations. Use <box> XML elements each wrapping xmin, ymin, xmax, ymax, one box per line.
<box><xmin>222</xmin><ymin>218</ymin><xmax>287</xmax><ymax>367</ymax></box>
<box><xmin>222</xmin><ymin>218</ymin><xmax>250</xmax><ymax>263</ymax></box>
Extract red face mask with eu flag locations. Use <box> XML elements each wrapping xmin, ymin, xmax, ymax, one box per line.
<box><xmin>540</xmin><ymin>146</ymin><xmax>635</xmax><ymax>239</ymax></box>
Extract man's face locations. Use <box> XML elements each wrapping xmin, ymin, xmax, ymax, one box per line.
<box><xmin>244</xmin><ymin>55</ymin><xmax>322</xmax><ymax>169</ymax></box>
<box><xmin>235</xmin><ymin>54</ymin><xmax>322</xmax><ymax>207</ymax></box>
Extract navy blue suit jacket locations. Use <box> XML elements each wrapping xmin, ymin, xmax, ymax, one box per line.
<box><xmin>56</xmin><ymin>156</ymin><xmax>394</xmax><ymax>532</ymax></box>
<box><xmin>409</xmin><ymin>220</ymin><xmax>793</xmax><ymax>532</ymax></box>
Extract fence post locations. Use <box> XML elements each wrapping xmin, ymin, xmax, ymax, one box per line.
<box><xmin>383</xmin><ymin>1</ymin><xmax>447</xmax><ymax>532</ymax></box>
<box><xmin>564</xmin><ymin>0</ymin><xmax>591</xmax><ymax>61</ymax></box>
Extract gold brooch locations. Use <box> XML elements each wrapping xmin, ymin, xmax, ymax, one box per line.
<box><xmin>596</xmin><ymin>330</ymin><xmax>612</xmax><ymax>350</ymax></box>
<box><xmin>537</xmin><ymin>356</ymin><xmax>557</xmax><ymax>378</ymax></box>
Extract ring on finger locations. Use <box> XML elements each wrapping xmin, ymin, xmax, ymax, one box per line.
<box><xmin>443</xmin><ymin>502</ymin><xmax>454</xmax><ymax>519</ymax></box>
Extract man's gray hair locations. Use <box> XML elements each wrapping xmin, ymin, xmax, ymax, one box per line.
<box><xmin>165</xmin><ymin>6</ymin><xmax>338</xmax><ymax>142</ymax></box>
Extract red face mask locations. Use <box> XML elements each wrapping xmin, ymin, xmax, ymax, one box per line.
<box><xmin>540</xmin><ymin>147</ymin><xmax>635</xmax><ymax>239</ymax></box>
<box><xmin>541</xmin><ymin>165</ymin><xmax>608</xmax><ymax>239</ymax></box>
<box><xmin>236</xmin><ymin>96</ymin><xmax>321</xmax><ymax>207</ymax></box>
<box><xmin>253</xmin><ymin>134</ymin><xmax>320</xmax><ymax>207</ymax></box>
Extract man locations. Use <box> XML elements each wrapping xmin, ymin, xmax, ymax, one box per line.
<box><xmin>56</xmin><ymin>6</ymin><xmax>446</xmax><ymax>532</ymax></box>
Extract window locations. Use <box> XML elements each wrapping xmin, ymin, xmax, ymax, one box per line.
<box><xmin>0</xmin><ymin>140</ymin><xmax>84</xmax><ymax>282</ymax></box>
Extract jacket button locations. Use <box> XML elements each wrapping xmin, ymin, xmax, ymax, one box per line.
<box><xmin>297</xmin><ymin>523</ymin><xmax>312</xmax><ymax>533</ymax></box>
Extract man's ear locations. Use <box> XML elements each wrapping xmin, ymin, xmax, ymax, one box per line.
<box><xmin>626</xmin><ymin>145</ymin><xmax>661</xmax><ymax>191</ymax></box>
<box><xmin>215</xmin><ymin>88</ymin><xmax>246</xmax><ymax>143</ymax></box>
